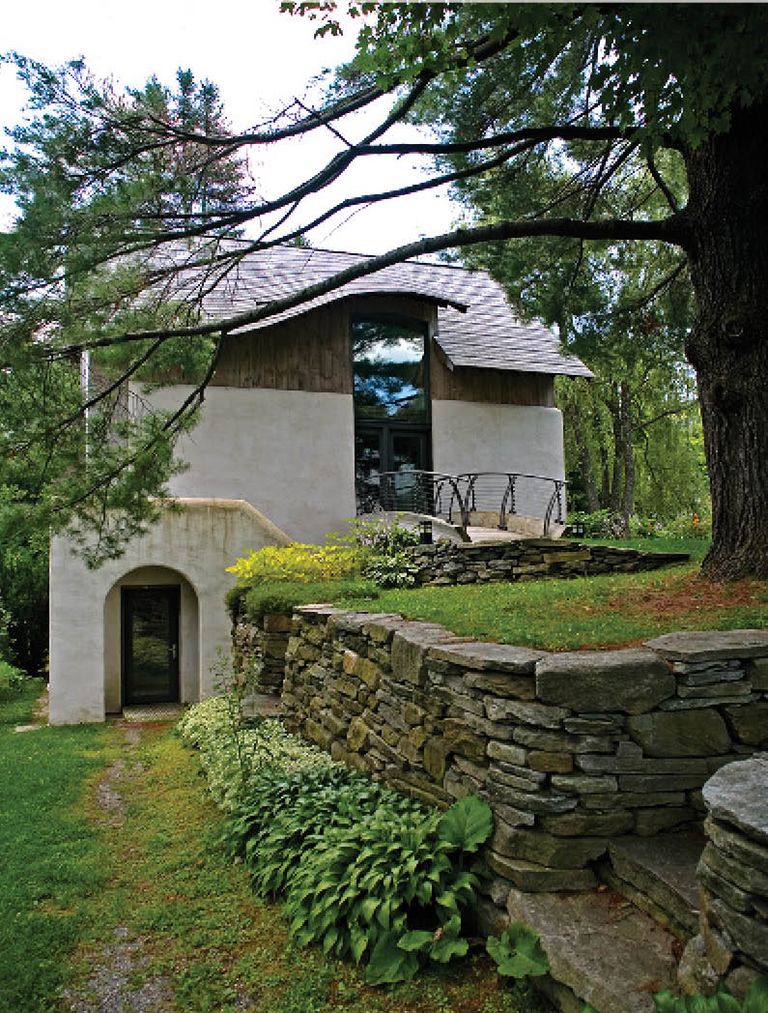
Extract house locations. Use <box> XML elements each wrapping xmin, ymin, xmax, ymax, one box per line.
<box><xmin>48</xmin><ymin>244</ymin><xmax>590</xmax><ymax>724</ymax></box>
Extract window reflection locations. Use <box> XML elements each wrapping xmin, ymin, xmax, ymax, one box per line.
<box><xmin>352</xmin><ymin>319</ymin><xmax>427</xmax><ymax>422</ymax></box>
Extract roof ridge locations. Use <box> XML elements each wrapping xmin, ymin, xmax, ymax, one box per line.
<box><xmin>218</xmin><ymin>238</ymin><xmax>485</xmax><ymax>277</ymax></box>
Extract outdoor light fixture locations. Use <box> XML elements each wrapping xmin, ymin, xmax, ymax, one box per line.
<box><xmin>571</xmin><ymin>520</ymin><xmax>586</xmax><ymax>538</ymax></box>
<box><xmin>419</xmin><ymin>519</ymin><xmax>433</xmax><ymax>544</ymax></box>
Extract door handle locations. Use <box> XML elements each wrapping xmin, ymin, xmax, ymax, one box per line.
<box><xmin>171</xmin><ymin>643</ymin><xmax>178</xmax><ymax>661</ymax></box>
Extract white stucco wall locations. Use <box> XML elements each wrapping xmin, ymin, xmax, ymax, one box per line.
<box><xmin>431</xmin><ymin>401</ymin><xmax>566</xmax><ymax>520</ymax></box>
<box><xmin>49</xmin><ymin>499</ymin><xmax>289</xmax><ymax>725</ymax></box>
<box><xmin>140</xmin><ymin>385</ymin><xmax>357</xmax><ymax>542</ymax></box>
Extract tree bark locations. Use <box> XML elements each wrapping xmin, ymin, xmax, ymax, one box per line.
<box><xmin>619</xmin><ymin>383</ymin><xmax>635</xmax><ymax>526</ymax></box>
<box><xmin>684</xmin><ymin>101</ymin><xmax>768</xmax><ymax>579</ymax></box>
<box><xmin>563</xmin><ymin>395</ymin><xmax>600</xmax><ymax>511</ymax></box>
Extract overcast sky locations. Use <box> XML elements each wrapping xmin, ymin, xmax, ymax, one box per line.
<box><xmin>0</xmin><ymin>0</ymin><xmax>456</xmax><ymax>252</ymax></box>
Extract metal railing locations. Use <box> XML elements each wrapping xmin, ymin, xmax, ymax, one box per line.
<box><xmin>357</xmin><ymin>470</ymin><xmax>567</xmax><ymax>537</ymax></box>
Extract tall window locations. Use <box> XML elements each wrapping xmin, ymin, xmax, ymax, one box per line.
<box><xmin>352</xmin><ymin>317</ymin><xmax>431</xmax><ymax>512</ymax></box>
<box><xmin>352</xmin><ymin>318</ymin><xmax>428</xmax><ymax>422</ymax></box>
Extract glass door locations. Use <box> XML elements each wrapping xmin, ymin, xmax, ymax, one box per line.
<box><xmin>389</xmin><ymin>429</ymin><xmax>430</xmax><ymax>510</ymax></box>
<box><xmin>122</xmin><ymin>587</ymin><xmax>180</xmax><ymax>705</ymax></box>
<box><xmin>355</xmin><ymin>425</ymin><xmax>431</xmax><ymax>512</ymax></box>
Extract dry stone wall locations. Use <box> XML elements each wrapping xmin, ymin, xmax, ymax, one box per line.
<box><xmin>407</xmin><ymin>540</ymin><xmax>689</xmax><ymax>585</ymax></box>
<box><xmin>696</xmin><ymin>754</ymin><xmax>768</xmax><ymax>977</ymax></box>
<box><xmin>280</xmin><ymin>612</ymin><xmax>768</xmax><ymax>897</ymax></box>
<box><xmin>232</xmin><ymin>613</ymin><xmax>292</xmax><ymax>694</ymax></box>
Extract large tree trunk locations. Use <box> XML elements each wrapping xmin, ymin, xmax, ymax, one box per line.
<box><xmin>684</xmin><ymin>102</ymin><xmax>768</xmax><ymax>580</ymax></box>
<box><xmin>563</xmin><ymin>395</ymin><xmax>600</xmax><ymax>511</ymax></box>
<box><xmin>619</xmin><ymin>382</ymin><xmax>635</xmax><ymax>526</ymax></box>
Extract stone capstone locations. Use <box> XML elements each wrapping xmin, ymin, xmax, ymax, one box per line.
<box><xmin>427</xmin><ymin>640</ymin><xmax>546</xmax><ymax>673</ymax></box>
<box><xmin>536</xmin><ymin>649</ymin><xmax>675</xmax><ymax>714</ymax></box>
<box><xmin>645</xmin><ymin>629</ymin><xmax>768</xmax><ymax>662</ymax></box>
<box><xmin>391</xmin><ymin>623</ymin><xmax>454</xmax><ymax>686</ymax></box>
<box><xmin>702</xmin><ymin>754</ymin><xmax>768</xmax><ymax>842</ymax></box>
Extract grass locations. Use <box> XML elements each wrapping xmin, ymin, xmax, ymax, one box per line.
<box><xmin>371</xmin><ymin>539</ymin><xmax>768</xmax><ymax>650</ymax></box>
<box><xmin>0</xmin><ymin>686</ymin><xmax>545</xmax><ymax>1010</ymax></box>
<box><xmin>62</xmin><ymin>720</ymin><xmax>547</xmax><ymax>1012</ymax></box>
<box><xmin>581</xmin><ymin>535</ymin><xmax>710</xmax><ymax>561</ymax></box>
<box><xmin>0</xmin><ymin>681</ymin><xmax>108</xmax><ymax>1011</ymax></box>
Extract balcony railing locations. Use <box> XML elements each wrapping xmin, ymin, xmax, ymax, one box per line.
<box><xmin>357</xmin><ymin>470</ymin><xmax>566</xmax><ymax>538</ymax></box>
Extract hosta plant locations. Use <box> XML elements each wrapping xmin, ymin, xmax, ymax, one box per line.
<box><xmin>285</xmin><ymin>794</ymin><xmax>493</xmax><ymax>984</ymax></box>
<box><xmin>652</xmin><ymin>976</ymin><xmax>768</xmax><ymax>1013</ymax></box>
<box><xmin>486</xmin><ymin>924</ymin><xmax>550</xmax><ymax>980</ymax></box>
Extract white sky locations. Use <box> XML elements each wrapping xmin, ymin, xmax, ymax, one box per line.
<box><xmin>0</xmin><ymin>0</ymin><xmax>456</xmax><ymax>253</ymax></box>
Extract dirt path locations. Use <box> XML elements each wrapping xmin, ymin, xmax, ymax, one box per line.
<box><xmin>60</xmin><ymin>722</ymin><xmax>175</xmax><ymax>1012</ymax></box>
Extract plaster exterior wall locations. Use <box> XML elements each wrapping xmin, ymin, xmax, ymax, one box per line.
<box><xmin>139</xmin><ymin>385</ymin><xmax>357</xmax><ymax>543</ymax></box>
<box><xmin>431</xmin><ymin>401</ymin><xmax>566</xmax><ymax>518</ymax></box>
<box><xmin>49</xmin><ymin>499</ymin><xmax>289</xmax><ymax>724</ymax></box>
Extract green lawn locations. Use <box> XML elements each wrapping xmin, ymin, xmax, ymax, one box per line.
<box><xmin>372</xmin><ymin>540</ymin><xmax>768</xmax><ymax>650</ymax></box>
<box><xmin>581</xmin><ymin>535</ymin><xmax>710</xmax><ymax>561</ymax></box>
<box><xmin>0</xmin><ymin>686</ymin><xmax>543</xmax><ymax>1012</ymax></box>
<box><xmin>0</xmin><ymin>681</ymin><xmax>108</xmax><ymax>1011</ymax></box>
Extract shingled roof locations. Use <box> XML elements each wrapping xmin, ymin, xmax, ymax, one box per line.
<box><xmin>193</xmin><ymin>244</ymin><xmax>592</xmax><ymax>379</ymax></box>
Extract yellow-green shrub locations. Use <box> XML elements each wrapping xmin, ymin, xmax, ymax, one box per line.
<box><xmin>226</xmin><ymin>543</ymin><xmax>359</xmax><ymax>584</ymax></box>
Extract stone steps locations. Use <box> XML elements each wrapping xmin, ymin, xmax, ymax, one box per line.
<box><xmin>479</xmin><ymin>832</ymin><xmax>708</xmax><ymax>1012</ymax></box>
<box><xmin>600</xmin><ymin>831</ymin><xmax>705</xmax><ymax>939</ymax></box>
<box><xmin>503</xmin><ymin>885</ymin><xmax>682</xmax><ymax>1013</ymax></box>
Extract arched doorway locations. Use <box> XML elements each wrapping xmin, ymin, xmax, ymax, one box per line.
<box><xmin>103</xmin><ymin>566</ymin><xmax>199</xmax><ymax>713</ymax></box>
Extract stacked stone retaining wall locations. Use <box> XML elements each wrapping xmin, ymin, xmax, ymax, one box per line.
<box><xmin>280</xmin><ymin>613</ymin><xmax>768</xmax><ymax>897</ymax></box>
<box><xmin>232</xmin><ymin>613</ymin><xmax>292</xmax><ymax>693</ymax></box>
<box><xmin>408</xmin><ymin>539</ymin><xmax>689</xmax><ymax>586</ymax></box>
<box><xmin>693</xmin><ymin>754</ymin><xmax>768</xmax><ymax>979</ymax></box>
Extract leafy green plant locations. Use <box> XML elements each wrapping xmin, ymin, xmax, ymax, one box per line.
<box><xmin>486</xmin><ymin>924</ymin><xmax>550</xmax><ymax>980</ymax></box>
<box><xmin>242</xmin><ymin>578</ymin><xmax>377</xmax><ymax>623</ymax></box>
<box><xmin>226</xmin><ymin>543</ymin><xmax>359</xmax><ymax>584</ymax></box>
<box><xmin>180</xmin><ymin>693</ymin><xmax>493</xmax><ymax>986</ymax></box>
<box><xmin>652</xmin><ymin>976</ymin><xmax>768</xmax><ymax>1013</ymax></box>
<box><xmin>286</xmin><ymin>794</ymin><xmax>492</xmax><ymax>985</ymax></box>
<box><xmin>341</xmin><ymin>515</ymin><xmax>421</xmax><ymax>555</ymax></box>
<box><xmin>360</xmin><ymin>549</ymin><xmax>421</xmax><ymax>589</ymax></box>
<box><xmin>339</xmin><ymin>516</ymin><xmax>423</xmax><ymax>589</ymax></box>
<box><xmin>176</xmin><ymin>698</ymin><xmax>334</xmax><ymax>809</ymax></box>
<box><xmin>0</xmin><ymin>660</ymin><xmax>24</xmax><ymax>694</ymax></box>
<box><xmin>226</xmin><ymin>766</ymin><xmax>404</xmax><ymax>896</ymax></box>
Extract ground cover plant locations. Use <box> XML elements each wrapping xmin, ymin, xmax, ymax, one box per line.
<box><xmin>371</xmin><ymin>540</ymin><xmax>768</xmax><ymax>651</ymax></box>
<box><xmin>179</xmin><ymin>698</ymin><xmax>497</xmax><ymax>987</ymax></box>
<box><xmin>0</xmin><ymin>680</ymin><xmax>108</xmax><ymax>1011</ymax></box>
<box><xmin>225</xmin><ymin>519</ymin><xmax>423</xmax><ymax>623</ymax></box>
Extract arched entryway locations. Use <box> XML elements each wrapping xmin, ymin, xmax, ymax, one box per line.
<box><xmin>103</xmin><ymin>566</ymin><xmax>200</xmax><ymax>713</ymax></box>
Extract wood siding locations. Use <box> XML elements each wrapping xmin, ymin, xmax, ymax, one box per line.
<box><xmin>430</xmin><ymin>343</ymin><xmax>555</xmax><ymax>406</ymax></box>
<box><xmin>210</xmin><ymin>295</ymin><xmax>553</xmax><ymax>406</ymax></box>
<box><xmin>211</xmin><ymin>295</ymin><xmax>437</xmax><ymax>392</ymax></box>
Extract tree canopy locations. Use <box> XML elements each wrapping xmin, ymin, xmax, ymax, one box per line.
<box><xmin>1</xmin><ymin>3</ymin><xmax>767</xmax><ymax>577</ymax></box>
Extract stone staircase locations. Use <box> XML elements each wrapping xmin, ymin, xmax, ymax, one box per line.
<box><xmin>487</xmin><ymin>831</ymin><xmax>707</xmax><ymax>1013</ymax></box>
<box><xmin>601</xmin><ymin>832</ymin><xmax>704</xmax><ymax>939</ymax></box>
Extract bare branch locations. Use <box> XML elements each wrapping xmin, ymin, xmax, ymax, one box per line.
<box><xmin>646</xmin><ymin>152</ymin><xmax>681</xmax><ymax>213</ymax></box>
